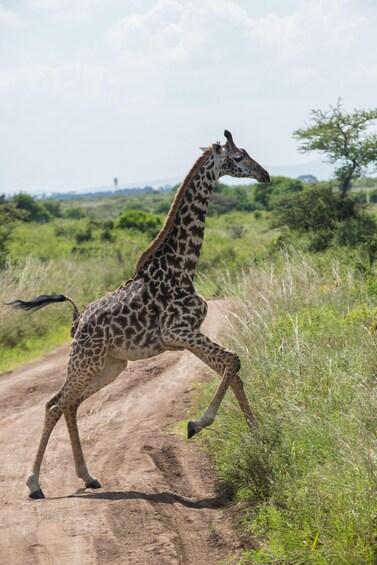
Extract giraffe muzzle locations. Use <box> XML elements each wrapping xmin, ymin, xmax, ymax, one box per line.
<box><xmin>258</xmin><ymin>171</ymin><xmax>270</xmax><ymax>183</ymax></box>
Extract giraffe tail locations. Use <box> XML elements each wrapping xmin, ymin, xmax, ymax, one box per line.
<box><xmin>6</xmin><ymin>294</ymin><xmax>80</xmax><ymax>336</ymax></box>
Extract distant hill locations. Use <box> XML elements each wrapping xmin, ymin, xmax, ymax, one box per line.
<box><xmin>30</xmin><ymin>159</ymin><xmax>333</xmax><ymax>201</ymax></box>
<box><xmin>266</xmin><ymin>159</ymin><xmax>333</xmax><ymax>181</ymax></box>
<box><xmin>39</xmin><ymin>183</ymin><xmax>175</xmax><ymax>201</ymax></box>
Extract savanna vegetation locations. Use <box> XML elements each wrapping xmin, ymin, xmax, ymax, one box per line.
<box><xmin>2</xmin><ymin>102</ymin><xmax>377</xmax><ymax>563</ymax></box>
<box><xmin>0</xmin><ymin>181</ymin><xmax>280</xmax><ymax>371</ymax></box>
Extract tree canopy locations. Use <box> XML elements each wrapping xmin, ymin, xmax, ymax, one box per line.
<box><xmin>293</xmin><ymin>101</ymin><xmax>377</xmax><ymax>196</ymax></box>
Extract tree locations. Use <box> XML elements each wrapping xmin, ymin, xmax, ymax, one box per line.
<box><xmin>12</xmin><ymin>192</ymin><xmax>51</xmax><ymax>223</ymax></box>
<box><xmin>0</xmin><ymin>195</ymin><xmax>25</xmax><ymax>267</ymax></box>
<box><xmin>293</xmin><ymin>101</ymin><xmax>377</xmax><ymax>196</ymax></box>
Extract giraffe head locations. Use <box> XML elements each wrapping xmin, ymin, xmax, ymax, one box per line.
<box><xmin>212</xmin><ymin>130</ymin><xmax>270</xmax><ymax>183</ymax></box>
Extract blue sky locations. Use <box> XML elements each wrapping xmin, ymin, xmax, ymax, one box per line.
<box><xmin>1</xmin><ymin>0</ymin><xmax>376</xmax><ymax>194</ymax></box>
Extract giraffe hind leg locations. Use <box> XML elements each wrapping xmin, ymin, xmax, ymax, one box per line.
<box><xmin>26</xmin><ymin>349</ymin><xmax>108</xmax><ymax>499</ymax></box>
<box><xmin>26</xmin><ymin>400</ymin><xmax>64</xmax><ymax>498</ymax></box>
<box><xmin>64</xmin><ymin>356</ymin><xmax>127</xmax><ymax>490</ymax></box>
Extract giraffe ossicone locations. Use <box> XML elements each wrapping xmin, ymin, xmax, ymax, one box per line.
<box><xmin>9</xmin><ymin>130</ymin><xmax>270</xmax><ymax>499</ymax></box>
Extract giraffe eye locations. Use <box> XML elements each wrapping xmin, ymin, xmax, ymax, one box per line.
<box><xmin>233</xmin><ymin>155</ymin><xmax>243</xmax><ymax>163</ymax></box>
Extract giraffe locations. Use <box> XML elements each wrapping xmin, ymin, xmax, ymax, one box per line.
<box><xmin>9</xmin><ymin>130</ymin><xmax>270</xmax><ymax>499</ymax></box>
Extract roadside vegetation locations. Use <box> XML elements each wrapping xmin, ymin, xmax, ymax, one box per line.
<box><xmin>197</xmin><ymin>252</ymin><xmax>377</xmax><ymax>563</ymax></box>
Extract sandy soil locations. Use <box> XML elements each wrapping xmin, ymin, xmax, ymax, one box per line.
<box><xmin>0</xmin><ymin>300</ymin><xmax>245</xmax><ymax>565</ymax></box>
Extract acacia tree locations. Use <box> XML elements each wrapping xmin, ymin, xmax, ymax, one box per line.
<box><xmin>293</xmin><ymin>101</ymin><xmax>377</xmax><ymax>196</ymax></box>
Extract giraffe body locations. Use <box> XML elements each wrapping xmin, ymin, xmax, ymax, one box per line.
<box><xmin>10</xmin><ymin>130</ymin><xmax>270</xmax><ymax>498</ymax></box>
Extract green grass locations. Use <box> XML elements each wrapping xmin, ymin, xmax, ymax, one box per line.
<box><xmin>0</xmin><ymin>255</ymin><xmax>130</xmax><ymax>373</ymax></box>
<box><xmin>194</xmin><ymin>252</ymin><xmax>377</xmax><ymax>563</ymax></box>
<box><xmin>0</xmin><ymin>322</ymin><xmax>71</xmax><ymax>372</ymax></box>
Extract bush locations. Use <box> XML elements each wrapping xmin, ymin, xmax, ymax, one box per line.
<box><xmin>335</xmin><ymin>213</ymin><xmax>377</xmax><ymax>247</ymax></box>
<box><xmin>253</xmin><ymin>176</ymin><xmax>304</xmax><ymax>210</ymax></box>
<box><xmin>43</xmin><ymin>200</ymin><xmax>62</xmax><ymax>217</ymax></box>
<box><xmin>75</xmin><ymin>226</ymin><xmax>93</xmax><ymax>244</ymax></box>
<box><xmin>0</xmin><ymin>196</ymin><xmax>24</xmax><ymax>267</ymax></box>
<box><xmin>65</xmin><ymin>207</ymin><xmax>87</xmax><ymax>219</ymax></box>
<box><xmin>352</xmin><ymin>191</ymin><xmax>368</xmax><ymax>205</ymax></box>
<box><xmin>369</xmin><ymin>188</ymin><xmax>377</xmax><ymax>203</ymax></box>
<box><xmin>273</xmin><ymin>186</ymin><xmax>358</xmax><ymax>233</ymax></box>
<box><xmin>116</xmin><ymin>209</ymin><xmax>162</xmax><ymax>235</ymax></box>
<box><xmin>12</xmin><ymin>193</ymin><xmax>51</xmax><ymax>223</ymax></box>
<box><xmin>101</xmin><ymin>228</ymin><xmax>115</xmax><ymax>242</ymax></box>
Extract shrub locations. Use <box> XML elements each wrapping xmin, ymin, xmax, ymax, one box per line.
<box><xmin>253</xmin><ymin>176</ymin><xmax>304</xmax><ymax>210</ymax></box>
<box><xmin>75</xmin><ymin>226</ymin><xmax>93</xmax><ymax>244</ymax></box>
<box><xmin>43</xmin><ymin>200</ymin><xmax>62</xmax><ymax>217</ymax></box>
<box><xmin>369</xmin><ymin>188</ymin><xmax>377</xmax><ymax>203</ymax></box>
<box><xmin>116</xmin><ymin>209</ymin><xmax>162</xmax><ymax>235</ymax></box>
<box><xmin>352</xmin><ymin>191</ymin><xmax>368</xmax><ymax>205</ymax></box>
<box><xmin>12</xmin><ymin>193</ymin><xmax>51</xmax><ymax>223</ymax></box>
<box><xmin>335</xmin><ymin>212</ymin><xmax>377</xmax><ymax>247</ymax></box>
<box><xmin>0</xmin><ymin>196</ymin><xmax>24</xmax><ymax>267</ymax></box>
<box><xmin>101</xmin><ymin>228</ymin><xmax>115</xmax><ymax>242</ymax></box>
<box><xmin>65</xmin><ymin>207</ymin><xmax>87</xmax><ymax>219</ymax></box>
<box><xmin>273</xmin><ymin>186</ymin><xmax>358</xmax><ymax>233</ymax></box>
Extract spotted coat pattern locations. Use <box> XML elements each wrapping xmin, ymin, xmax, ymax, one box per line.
<box><xmin>21</xmin><ymin>130</ymin><xmax>270</xmax><ymax>498</ymax></box>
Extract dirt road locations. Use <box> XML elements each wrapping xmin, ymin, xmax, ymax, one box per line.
<box><xmin>0</xmin><ymin>301</ymin><xmax>244</xmax><ymax>565</ymax></box>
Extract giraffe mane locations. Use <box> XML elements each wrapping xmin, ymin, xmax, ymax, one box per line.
<box><xmin>134</xmin><ymin>146</ymin><xmax>213</xmax><ymax>273</ymax></box>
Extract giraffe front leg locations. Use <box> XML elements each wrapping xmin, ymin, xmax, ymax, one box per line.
<box><xmin>162</xmin><ymin>329</ymin><xmax>244</xmax><ymax>438</ymax></box>
<box><xmin>187</xmin><ymin>364</ymin><xmax>236</xmax><ymax>438</ymax></box>
<box><xmin>230</xmin><ymin>374</ymin><xmax>258</xmax><ymax>430</ymax></box>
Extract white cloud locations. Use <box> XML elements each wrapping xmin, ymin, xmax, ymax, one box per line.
<box><xmin>0</xmin><ymin>4</ymin><xmax>23</xmax><ymax>27</ymax></box>
<box><xmin>30</xmin><ymin>0</ymin><xmax>101</xmax><ymax>10</ymax></box>
<box><xmin>29</xmin><ymin>0</ymin><xmax>105</xmax><ymax>21</ymax></box>
<box><xmin>103</xmin><ymin>0</ymin><xmax>374</xmax><ymax>75</ymax></box>
<box><xmin>248</xmin><ymin>0</ymin><xmax>370</xmax><ymax>64</ymax></box>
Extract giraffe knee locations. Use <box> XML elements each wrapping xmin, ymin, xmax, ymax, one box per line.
<box><xmin>45</xmin><ymin>392</ymin><xmax>62</xmax><ymax>413</ymax></box>
<box><xmin>44</xmin><ymin>401</ymin><xmax>63</xmax><ymax>422</ymax></box>
<box><xmin>229</xmin><ymin>352</ymin><xmax>241</xmax><ymax>374</ymax></box>
<box><xmin>45</xmin><ymin>399</ymin><xmax>55</xmax><ymax>414</ymax></box>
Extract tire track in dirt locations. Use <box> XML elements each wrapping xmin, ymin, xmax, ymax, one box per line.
<box><xmin>0</xmin><ymin>300</ymin><xmax>243</xmax><ymax>565</ymax></box>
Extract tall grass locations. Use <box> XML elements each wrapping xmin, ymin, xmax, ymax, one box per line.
<box><xmin>0</xmin><ymin>253</ymin><xmax>130</xmax><ymax>372</ymax></box>
<box><xmin>196</xmin><ymin>251</ymin><xmax>377</xmax><ymax>563</ymax></box>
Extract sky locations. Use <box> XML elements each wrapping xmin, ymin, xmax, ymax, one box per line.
<box><xmin>1</xmin><ymin>0</ymin><xmax>377</xmax><ymax>195</ymax></box>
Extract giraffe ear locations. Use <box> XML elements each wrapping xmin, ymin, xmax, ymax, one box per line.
<box><xmin>224</xmin><ymin>129</ymin><xmax>237</xmax><ymax>151</ymax></box>
<box><xmin>212</xmin><ymin>143</ymin><xmax>223</xmax><ymax>155</ymax></box>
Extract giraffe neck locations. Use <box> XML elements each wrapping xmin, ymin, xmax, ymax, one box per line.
<box><xmin>134</xmin><ymin>149</ymin><xmax>220</xmax><ymax>279</ymax></box>
<box><xmin>163</xmin><ymin>153</ymin><xmax>219</xmax><ymax>277</ymax></box>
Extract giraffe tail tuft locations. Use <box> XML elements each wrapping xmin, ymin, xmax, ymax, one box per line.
<box><xmin>6</xmin><ymin>293</ymin><xmax>81</xmax><ymax>336</ymax></box>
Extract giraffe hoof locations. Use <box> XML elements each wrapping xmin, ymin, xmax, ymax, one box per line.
<box><xmin>188</xmin><ymin>421</ymin><xmax>199</xmax><ymax>439</ymax></box>
<box><xmin>85</xmin><ymin>479</ymin><xmax>102</xmax><ymax>489</ymax></box>
<box><xmin>29</xmin><ymin>488</ymin><xmax>45</xmax><ymax>499</ymax></box>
